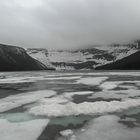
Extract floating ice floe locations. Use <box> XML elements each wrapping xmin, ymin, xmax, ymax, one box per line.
<box><xmin>108</xmin><ymin>72</ymin><xmax>140</xmax><ymax>76</ymax></box>
<box><xmin>0</xmin><ymin>119</ymin><xmax>49</xmax><ymax>140</ymax></box>
<box><xmin>0</xmin><ymin>77</ymin><xmax>35</xmax><ymax>84</ymax></box>
<box><xmin>99</xmin><ymin>81</ymin><xmax>118</xmax><ymax>90</ymax></box>
<box><xmin>46</xmin><ymin>76</ymin><xmax>81</xmax><ymax>80</ymax></box>
<box><xmin>90</xmin><ymin>89</ymin><xmax>140</xmax><ymax>100</ymax></box>
<box><xmin>28</xmin><ymin>96</ymin><xmax>140</xmax><ymax>117</ymax></box>
<box><xmin>86</xmin><ymin>71</ymin><xmax>140</xmax><ymax>76</ymax></box>
<box><xmin>76</xmin><ymin>77</ymin><xmax>108</xmax><ymax>86</ymax></box>
<box><xmin>0</xmin><ymin>76</ymin><xmax>48</xmax><ymax>84</ymax></box>
<box><xmin>74</xmin><ymin>115</ymin><xmax>140</xmax><ymax>140</ymax></box>
<box><xmin>100</xmin><ymin>81</ymin><xmax>140</xmax><ymax>90</ymax></box>
<box><xmin>0</xmin><ymin>90</ymin><xmax>56</xmax><ymax>112</ymax></box>
<box><xmin>60</xmin><ymin>129</ymin><xmax>74</xmax><ymax>137</ymax></box>
<box><xmin>63</xmin><ymin>91</ymin><xmax>93</xmax><ymax>100</ymax></box>
<box><xmin>0</xmin><ymin>75</ymin><xmax>82</xmax><ymax>84</ymax></box>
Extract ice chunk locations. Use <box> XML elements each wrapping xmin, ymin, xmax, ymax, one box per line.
<box><xmin>90</xmin><ymin>89</ymin><xmax>140</xmax><ymax>100</ymax></box>
<box><xmin>0</xmin><ymin>76</ymin><xmax>47</xmax><ymax>84</ymax></box>
<box><xmin>0</xmin><ymin>90</ymin><xmax>56</xmax><ymax>112</ymax></box>
<box><xmin>99</xmin><ymin>81</ymin><xmax>118</xmax><ymax>90</ymax></box>
<box><xmin>0</xmin><ymin>119</ymin><xmax>49</xmax><ymax>140</ymax></box>
<box><xmin>100</xmin><ymin>81</ymin><xmax>140</xmax><ymax>90</ymax></box>
<box><xmin>63</xmin><ymin>91</ymin><xmax>93</xmax><ymax>100</ymax></box>
<box><xmin>77</xmin><ymin>77</ymin><xmax>108</xmax><ymax>86</ymax></box>
<box><xmin>60</xmin><ymin>129</ymin><xmax>74</xmax><ymax>137</ymax></box>
<box><xmin>46</xmin><ymin>76</ymin><xmax>81</xmax><ymax>80</ymax></box>
<box><xmin>75</xmin><ymin>115</ymin><xmax>140</xmax><ymax>140</ymax></box>
<box><xmin>28</xmin><ymin>97</ymin><xmax>140</xmax><ymax>117</ymax></box>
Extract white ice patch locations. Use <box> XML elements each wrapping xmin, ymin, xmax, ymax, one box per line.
<box><xmin>77</xmin><ymin>77</ymin><xmax>108</xmax><ymax>86</ymax></box>
<box><xmin>99</xmin><ymin>81</ymin><xmax>140</xmax><ymax>90</ymax></box>
<box><xmin>0</xmin><ymin>75</ymin><xmax>51</xmax><ymax>84</ymax></box>
<box><xmin>46</xmin><ymin>76</ymin><xmax>81</xmax><ymax>80</ymax></box>
<box><xmin>28</xmin><ymin>96</ymin><xmax>140</xmax><ymax>117</ymax></box>
<box><xmin>60</xmin><ymin>129</ymin><xmax>74</xmax><ymax>137</ymax></box>
<box><xmin>0</xmin><ymin>77</ymin><xmax>36</xmax><ymax>84</ymax></box>
<box><xmin>0</xmin><ymin>75</ymin><xmax>82</xmax><ymax>84</ymax></box>
<box><xmin>108</xmin><ymin>72</ymin><xmax>140</xmax><ymax>76</ymax></box>
<box><xmin>0</xmin><ymin>90</ymin><xmax>56</xmax><ymax>112</ymax></box>
<box><xmin>90</xmin><ymin>89</ymin><xmax>140</xmax><ymax>100</ymax></box>
<box><xmin>0</xmin><ymin>119</ymin><xmax>49</xmax><ymax>140</ymax></box>
<box><xmin>63</xmin><ymin>91</ymin><xmax>93</xmax><ymax>100</ymax></box>
<box><xmin>86</xmin><ymin>72</ymin><xmax>140</xmax><ymax>76</ymax></box>
<box><xmin>75</xmin><ymin>115</ymin><xmax>140</xmax><ymax>140</ymax></box>
<box><xmin>99</xmin><ymin>82</ymin><xmax>118</xmax><ymax>90</ymax></box>
<box><xmin>39</xmin><ymin>96</ymin><xmax>69</xmax><ymax>105</ymax></box>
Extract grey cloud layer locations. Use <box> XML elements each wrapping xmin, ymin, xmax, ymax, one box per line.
<box><xmin>0</xmin><ymin>0</ymin><xmax>140</xmax><ymax>49</ymax></box>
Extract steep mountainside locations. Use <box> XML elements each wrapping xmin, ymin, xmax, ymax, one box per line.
<box><xmin>27</xmin><ymin>42</ymin><xmax>139</xmax><ymax>70</ymax></box>
<box><xmin>27</xmin><ymin>48</ymin><xmax>55</xmax><ymax>70</ymax></box>
<box><xmin>0</xmin><ymin>44</ymin><xmax>52</xmax><ymax>71</ymax></box>
<box><xmin>96</xmin><ymin>50</ymin><xmax>140</xmax><ymax>70</ymax></box>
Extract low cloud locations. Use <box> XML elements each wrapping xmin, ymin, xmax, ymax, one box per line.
<box><xmin>0</xmin><ymin>0</ymin><xmax>140</xmax><ymax>49</ymax></box>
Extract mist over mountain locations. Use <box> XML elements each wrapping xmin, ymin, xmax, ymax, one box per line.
<box><xmin>27</xmin><ymin>41</ymin><xmax>140</xmax><ymax>70</ymax></box>
<box><xmin>0</xmin><ymin>0</ymin><xmax>140</xmax><ymax>50</ymax></box>
<box><xmin>0</xmin><ymin>0</ymin><xmax>140</xmax><ymax>70</ymax></box>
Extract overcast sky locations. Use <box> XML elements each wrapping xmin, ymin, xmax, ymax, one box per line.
<box><xmin>0</xmin><ymin>0</ymin><xmax>140</xmax><ymax>49</ymax></box>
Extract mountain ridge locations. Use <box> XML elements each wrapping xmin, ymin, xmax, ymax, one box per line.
<box><xmin>27</xmin><ymin>42</ymin><xmax>139</xmax><ymax>70</ymax></box>
<box><xmin>95</xmin><ymin>50</ymin><xmax>140</xmax><ymax>70</ymax></box>
<box><xmin>0</xmin><ymin>44</ymin><xmax>54</xmax><ymax>71</ymax></box>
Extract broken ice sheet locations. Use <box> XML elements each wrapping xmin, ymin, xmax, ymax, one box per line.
<box><xmin>74</xmin><ymin>115</ymin><xmax>140</xmax><ymax>140</ymax></box>
<box><xmin>0</xmin><ymin>118</ymin><xmax>49</xmax><ymax>140</ymax></box>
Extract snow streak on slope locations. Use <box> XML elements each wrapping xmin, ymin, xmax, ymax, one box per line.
<box><xmin>27</xmin><ymin>49</ymin><xmax>55</xmax><ymax>69</ymax></box>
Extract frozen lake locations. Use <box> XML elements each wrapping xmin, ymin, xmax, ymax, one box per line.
<box><xmin>0</xmin><ymin>71</ymin><xmax>140</xmax><ymax>140</ymax></box>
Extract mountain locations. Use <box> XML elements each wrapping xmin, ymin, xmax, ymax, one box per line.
<box><xmin>0</xmin><ymin>44</ymin><xmax>53</xmax><ymax>71</ymax></box>
<box><xmin>96</xmin><ymin>50</ymin><xmax>140</xmax><ymax>70</ymax></box>
<box><xmin>27</xmin><ymin>42</ymin><xmax>139</xmax><ymax>70</ymax></box>
<box><xmin>27</xmin><ymin>48</ymin><xmax>55</xmax><ymax>70</ymax></box>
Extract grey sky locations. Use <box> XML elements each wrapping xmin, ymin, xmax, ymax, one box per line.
<box><xmin>0</xmin><ymin>0</ymin><xmax>140</xmax><ymax>49</ymax></box>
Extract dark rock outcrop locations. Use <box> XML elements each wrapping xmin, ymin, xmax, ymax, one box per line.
<box><xmin>96</xmin><ymin>50</ymin><xmax>140</xmax><ymax>70</ymax></box>
<box><xmin>0</xmin><ymin>44</ymin><xmax>53</xmax><ymax>71</ymax></box>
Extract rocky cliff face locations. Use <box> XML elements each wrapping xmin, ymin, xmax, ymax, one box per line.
<box><xmin>0</xmin><ymin>44</ymin><xmax>52</xmax><ymax>71</ymax></box>
<box><xmin>96</xmin><ymin>50</ymin><xmax>140</xmax><ymax>70</ymax></box>
<box><xmin>27</xmin><ymin>42</ymin><xmax>139</xmax><ymax>70</ymax></box>
<box><xmin>27</xmin><ymin>48</ymin><xmax>55</xmax><ymax>70</ymax></box>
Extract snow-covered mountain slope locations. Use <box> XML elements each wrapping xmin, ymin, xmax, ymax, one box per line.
<box><xmin>0</xmin><ymin>44</ymin><xmax>51</xmax><ymax>71</ymax></box>
<box><xmin>27</xmin><ymin>42</ymin><xmax>139</xmax><ymax>70</ymax></box>
<box><xmin>96</xmin><ymin>50</ymin><xmax>140</xmax><ymax>70</ymax></box>
<box><xmin>27</xmin><ymin>49</ymin><xmax>55</xmax><ymax>70</ymax></box>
